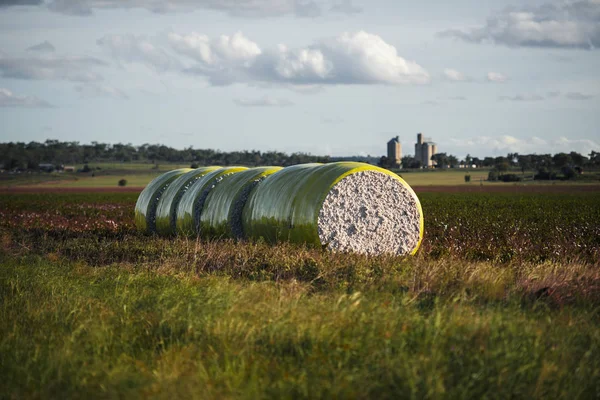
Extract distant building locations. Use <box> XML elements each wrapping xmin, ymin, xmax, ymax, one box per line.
<box><xmin>414</xmin><ymin>133</ymin><xmax>437</xmax><ymax>168</ymax></box>
<box><xmin>387</xmin><ymin>136</ymin><xmax>402</xmax><ymax>166</ymax></box>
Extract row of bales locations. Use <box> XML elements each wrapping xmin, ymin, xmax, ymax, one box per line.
<box><xmin>135</xmin><ymin>162</ymin><xmax>424</xmax><ymax>256</ymax></box>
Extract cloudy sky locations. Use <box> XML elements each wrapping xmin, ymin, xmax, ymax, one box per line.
<box><xmin>0</xmin><ymin>0</ymin><xmax>599</xmax><ymax>158</ymax></box>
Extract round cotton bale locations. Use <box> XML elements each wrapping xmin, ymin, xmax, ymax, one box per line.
<box><xmin>242</xmin><ymin>162</ymin><xmax>423</xmax><ymax>256</ymax></box>
<box><xmin>199</xmin><ymin>166</ymin><xmax>282</xmax><ymax>239</ymax></box>
<box><xmin>154</xmin><ymin>166</ymin><xmax>221</xmax><ymax>236</ymax></box>
<box><xmin>176</xmin><ymin>166</ymin><xmax>248</xmax><ymax>236</ymax></box>
<box><xmin>134</xmin><ymin>168</ymin><xmax>192</xmax><ymax>234</ymax></box>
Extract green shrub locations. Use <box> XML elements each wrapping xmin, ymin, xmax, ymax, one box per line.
<box><xmin>561</xmin><ymin>166</ymin><xmax>576</xmax><ymax>180</ymax></box>
<box><xmin>500</xmin><ymin>173</ymin><xmax>521</xmax><ymax>182</ymax></box>
<box><xmin>464</xmin><ymin>174</ymin><xmax>471</xmax><ymax>183</ymax></box>
<box><xmin>487</xmin><ymin>169</ymin><xmax>499</xmax><ymax>181</ymax></box>
<box><xmin>534</xmin><ymin>168</ymin><xmax>557</xmax><ymax>180</ymax></box>
<box><xmin>118</xmin><ymin>179</ymin><xmax>127</xmax><ymax>187</ymax></box>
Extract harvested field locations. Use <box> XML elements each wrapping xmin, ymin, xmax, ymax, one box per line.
<box><xmin>1</xmin><ymin>190</ymin><xmax>599</xmax><ymax>398</ymax></box>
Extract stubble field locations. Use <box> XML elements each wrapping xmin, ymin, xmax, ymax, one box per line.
<box><xmin>1</xmin><ymin>189</ymin><xmax>599</xmax><ymax>399</ymax></box>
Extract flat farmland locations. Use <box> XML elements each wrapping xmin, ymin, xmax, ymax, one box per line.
<box><xmin>7</xmin><ymin>164</ymin><xmax>596</xmax><ymax>189</ymax></box>
<box><xmin>1</xmin><ymin>190</ymin><xmax>599</xmax><ymax>399</ymax></box>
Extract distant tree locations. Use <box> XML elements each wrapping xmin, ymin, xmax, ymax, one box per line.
<box><xmin>532</xmin><ymin>154</ymin><xmax>553</xmax><ymax>169</ymax></box>
<box><xmin>378</xmin><ymin>156</ymin><xmax>392</xmax><ymax>169</ymax></box>
<box><xmin>495</xmin><ymin>160</ymin><xmax>510</xmax><ymax>172</ymax></box>
<box><xmin>464</xmin><ymin>154</ymin><xmax>472</xmax><ymax>166</ymax></box>
<box><xmin>569</xmin><ymin>152</ymin><xmax>588</xmax><ymax>167</ymax></box>
<box><xmin>431</xmin><ymin>153</ymin><xmax>449</xmax><ymax>167</ymax></box>
<box><xmin>118</xmin><ymin>179</ymin><xmax>127</xmax><ymax>187</ymax></box>
<box><xmin>590</xmin><ymin>151</ymin><xmax>600</xmax><ymax>166</ymax></box>
<box><xmin>517</xmin><ymin>155</ymin><xmax>532</xmax><ymax>174</ymax></box>
<box><xmin>561</xmin><ymin>166</ymin><xmax>576</xmax><ymax>180</ymax></box>
<box><xmin>552</xmin><ymin>152</ymin><xmax>572</xmax><ymax>168</ymax></box>
<box><xmin>447</xmin><ymin>155</ymin><xmax>459</xmax><ymax>167</ymax></box>
<box><xmin>482</xmin><ymin>157</ymin><xmax>495</xmax><ymax>167</ymax></box>
<box><xmin>401</xmin><ymin>155</ymin><xmax>418</xmax><ymax>169</ymax></box>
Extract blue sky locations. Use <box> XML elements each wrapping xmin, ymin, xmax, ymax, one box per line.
<box><xmin>0</xmin><ymin>0</ymin><xmax>599</xmax><ymax>158</ymax></box>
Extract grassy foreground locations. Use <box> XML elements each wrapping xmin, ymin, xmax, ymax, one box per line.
<box><xmin>2</xmin><ymin>257</ymin><xmax>599</xmax><ymax>399</ymax></box>
<box><xmin>1</xmin><ymin>192</ymin><xmax>600</xmax><ymax>398</ymax></box>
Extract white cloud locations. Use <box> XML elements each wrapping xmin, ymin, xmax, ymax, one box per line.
<box><xmin>499</xmin><ymin>94</ymin><xmax>544</xmax><ymax>102</ymax></box>
<box><xmin>26</xmin><ymin>40</ymin><xmax>55</xmax><ymax>53</ymax></box>
<box><xmin>10</xmin><ymin>0</ymin><xmax>323</xmax><ymax>18</ymax></box>
<box><xmin>102</xmin><ymin>30</ymin><xmax>430</xmax><ymax>87</ymax></box>
<box><xmin>233</xmin><ymin>96</ymin><xmax>293</xmax><ymax>107</ymax></box>
<box><xmin>438</xmin><ymin>0</ymin><xmax>600</xmax><ymax>50</ymax></box>
<box><xmin>75</xmin><ymin>83</ymin><xmax>129</xmax><ymax>99</ymax></box>
<box><xmin>97</xmin><ymin>34</ymin><xmax>178</xmax><ymax>71</ymax></box>
<box><xmin>443</xmin><ymin>68</ymin><xmax>468</xmax><ymax>82</ymax></box>
<box><xmin>254</xmin><ymin>44</ymin><xmax>332</xmax><ymax>84</ymax></box>
<box><xmin>168</xmin><ymin>31</ymin><xmax>261</xmax><ymax>66</ymax></box>
<box><xmin>0</xmin><ymin>54</ymin><xmax>106</xmax><ymax>82</ymax></box>
<box><xmin>553</xmin><ymin>137</ymin><xmax>599</xmax><ymax>152</ymax></box>
<box><xmin>0</xmin><ymin>88</ymin><xmax>52</xmax><ymax>108</ymax></box>
<box><xmin>449</xmin><ymin>135</ymin><xmax>599</xmax><ymax>155</ymax></box>
<box><xmin>487</xmin><ymin>72</ymin><xmax>508</xmax><ymax>83</ymax></box>
<box><xmin>448</xmin><ymin>96</ymin><xmax>467</xmax><ymax>101</ymax></box>
<box><xmin>315</xmin><ymin>31</ymin><xmax>430</xmax><ymax>85</ymax></box>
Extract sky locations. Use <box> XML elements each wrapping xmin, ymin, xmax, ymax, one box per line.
<box><xmin>0</xmin><ymin>0</ymin><xmax>599</xmax><ymax>159</ymax></box>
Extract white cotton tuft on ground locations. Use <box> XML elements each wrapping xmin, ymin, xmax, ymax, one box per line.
<box><xmin>318</xmin><ymin>171</ymin><xmax>421</xmax><ymax>256</ymax></box>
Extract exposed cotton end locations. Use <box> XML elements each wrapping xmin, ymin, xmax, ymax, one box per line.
<box><xmin>318</xmin><ymin>171</ymin><xmax>421</xmax><ymax>256</ymax></box>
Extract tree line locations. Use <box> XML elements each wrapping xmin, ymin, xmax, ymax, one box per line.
<box><xmin>380</xmin><ymin>151</ymin><xmax>600</xmax><ymax>171</ymax></box>
<box><xmin>0</xmin><ymin>140</ymin><xmax>330</xmax><ymax>170</ymax></box>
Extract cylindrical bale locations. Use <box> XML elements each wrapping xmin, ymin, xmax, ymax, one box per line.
<box><xmin>134</xmin><ymin>168</ymin><xmax>192</xmax><ymax>234</ymax></box>
<box><xmin>242</xmin><ymin>162</ymin><xmax>423</xmax><ymax>256</ymax></box>
<box><xmin>154</xmin><ymin>166</ymin><xmax>221</xmax><ymax>236</ymax></box>
<box><xmin>199</xmin><ymin>166</ymin><xmax>282</xmax><ymax>239</ymax></box>
<box><xmin>176</xmin><ymin>166</ymin><xmax>248</xmax><ymax>236</ymax></box>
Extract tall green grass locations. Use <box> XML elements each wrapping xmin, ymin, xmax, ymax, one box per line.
<box><xmin>1</xmin><ymin>257</ymin><xmax>599</xmax><ymax>399</ymax></box>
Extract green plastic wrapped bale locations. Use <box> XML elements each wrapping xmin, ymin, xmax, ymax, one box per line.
<box><xmin>134</xmin><ymin>168</ymin><xmax>192</xmax><ymax>234</ymax></box>
<box><xmin>154</xmin><ymin>166</ymin><xmax>221</xmax><ymax>236</ymax></box>
<box><xmin>176</xmin><ymin>167</ymin><xmax>248</xmax><ymax>236</ymax></box>
<box><xmin>242</xmin><ymin>162</ymin><xmax>424</xmax><ymax>256</ymax></box>
<box><xmin>199</xmin><ymin>166</ymin><xmax>283</xmax><ymax>239</ymax></box>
